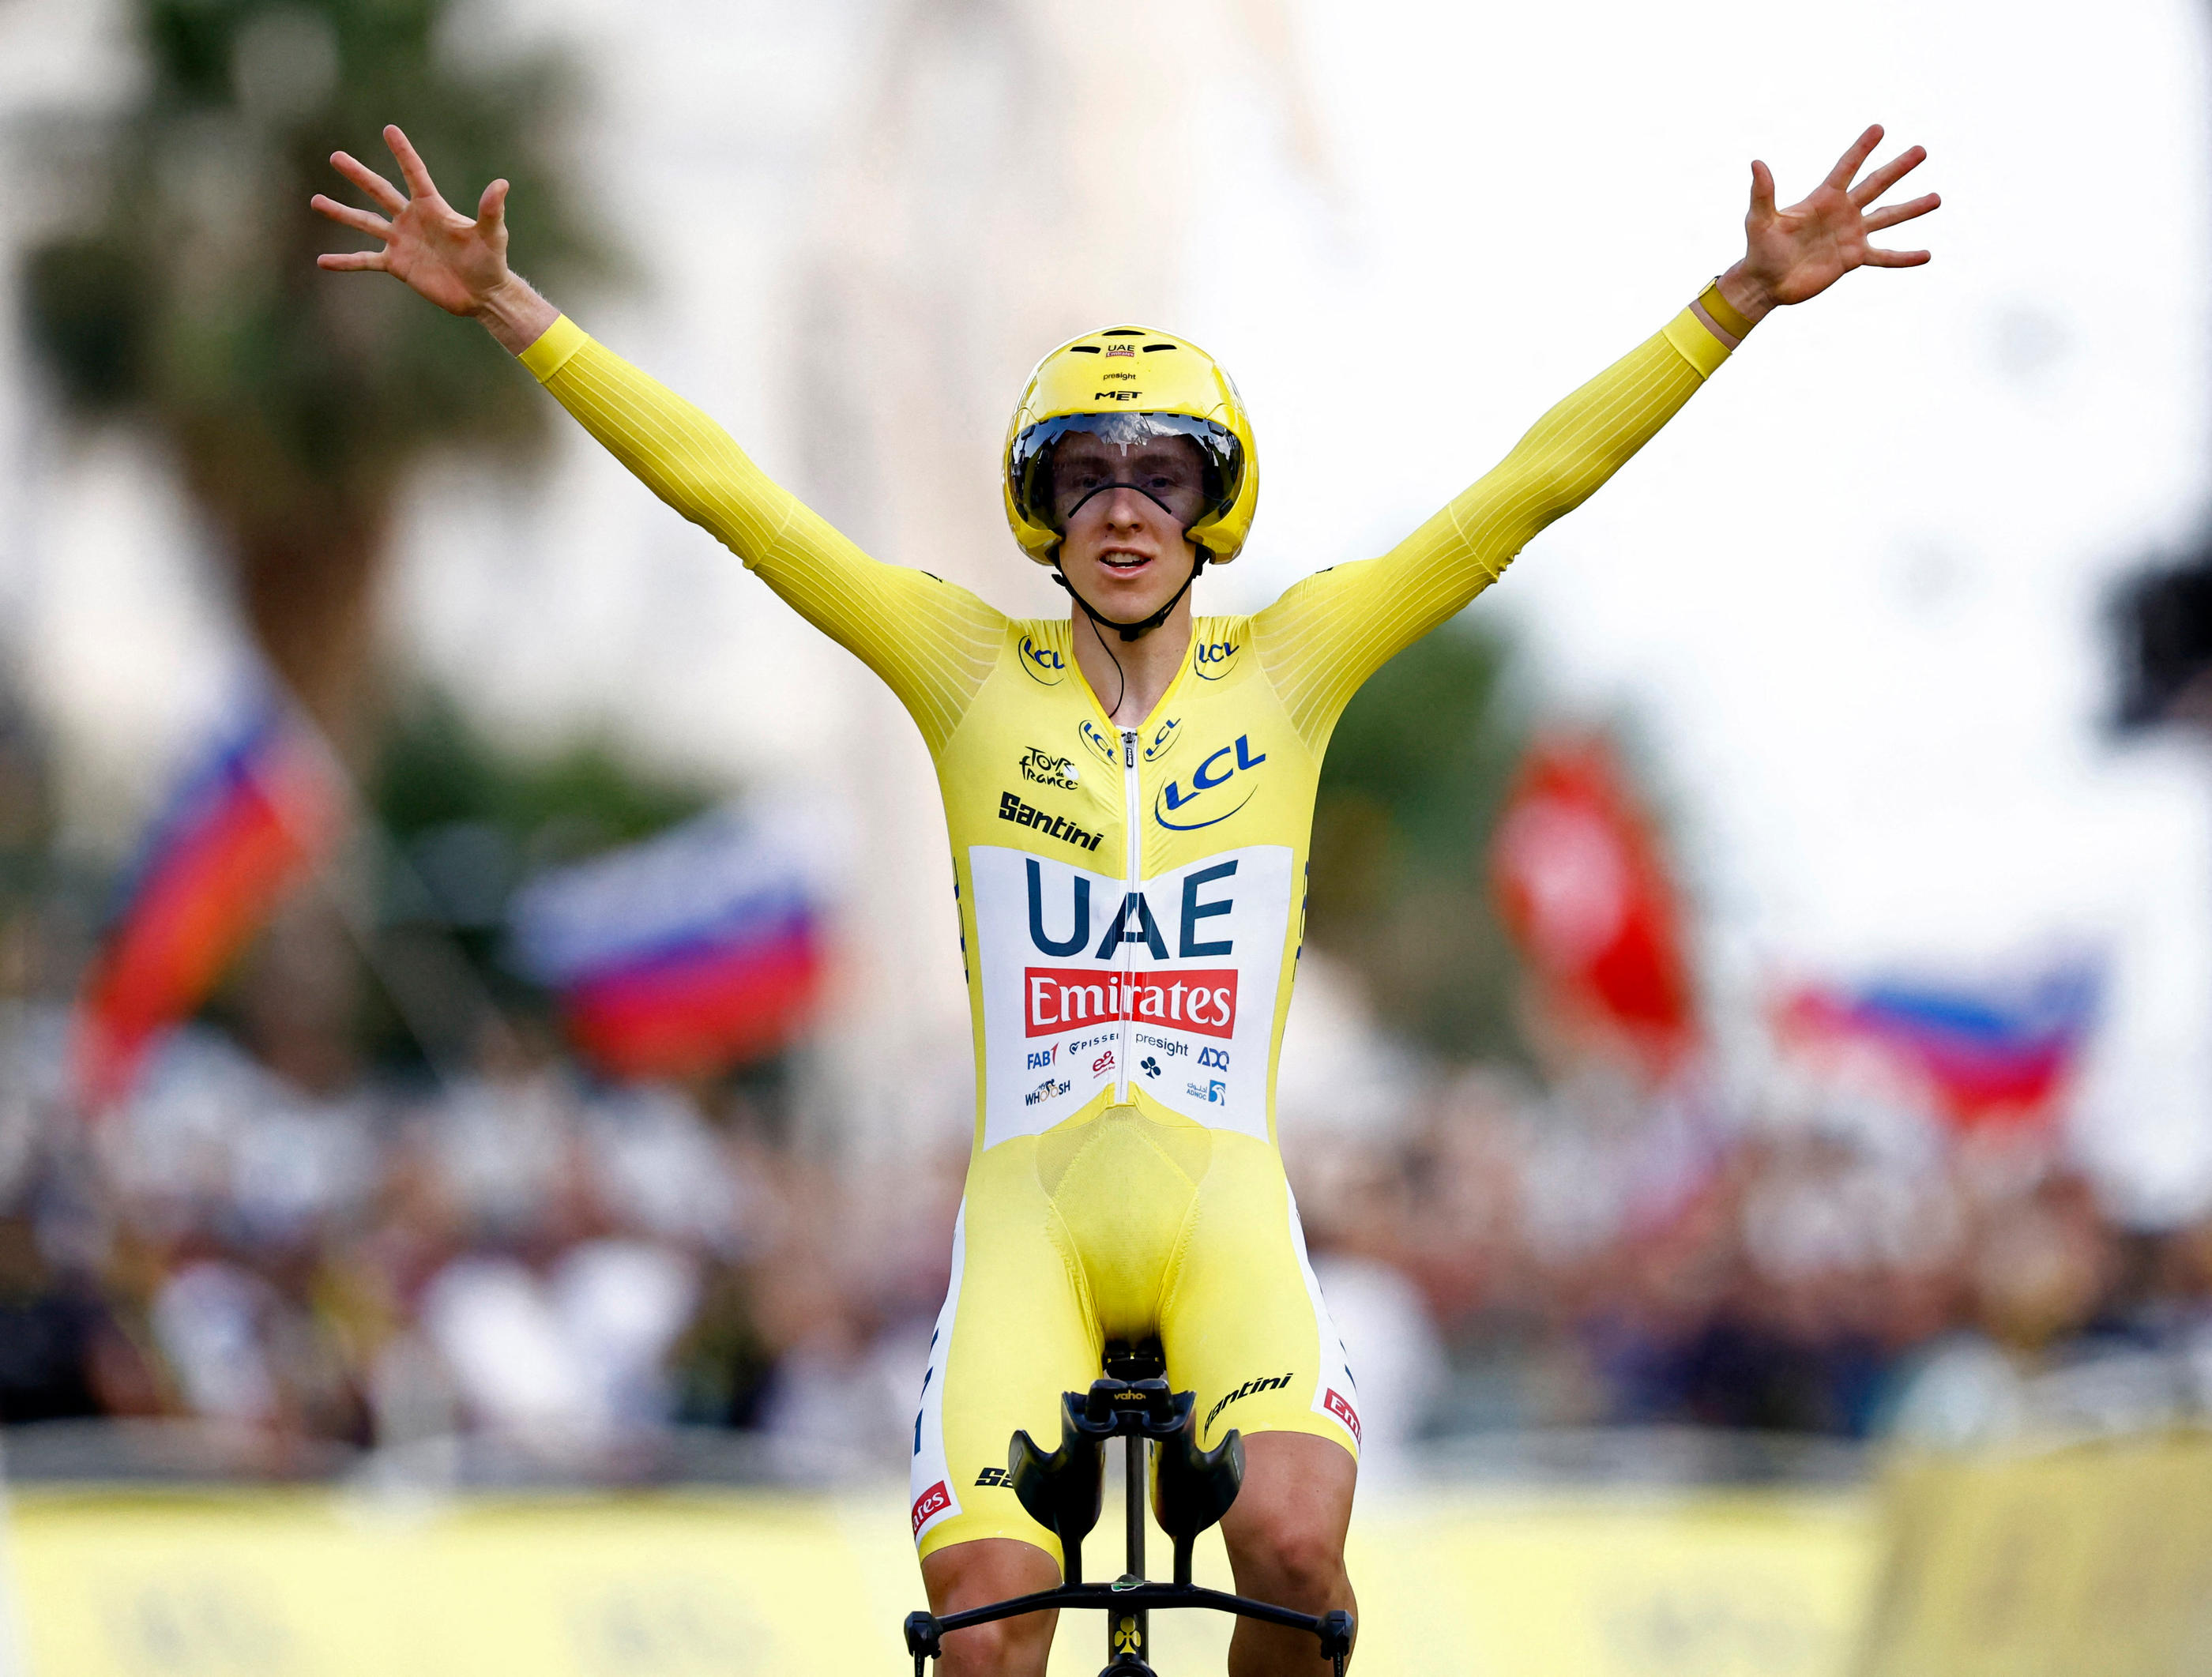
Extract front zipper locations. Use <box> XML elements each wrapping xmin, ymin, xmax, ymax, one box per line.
<box><xmin>1118</xmin><ymin>728</ymin><xmax>1140</xmax><ymax>1102</ymax></box>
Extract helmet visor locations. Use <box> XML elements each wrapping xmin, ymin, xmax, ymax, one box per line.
<box><xmin>1010</xmin><ymin>412</ymin><xmax>1244</xmax><ymax>536</ymax></box>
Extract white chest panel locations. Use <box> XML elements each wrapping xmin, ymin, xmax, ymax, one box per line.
<box><xmin>968</xmin><ymin>843</ymin><xmax>1294</xmax><ymax>1148</ymax></box>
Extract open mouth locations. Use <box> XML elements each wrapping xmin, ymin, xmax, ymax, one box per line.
<box><xmin>1097</xmin><ymin>549</ymin><xmax>1154</xmax><ymax>577</ymax></box>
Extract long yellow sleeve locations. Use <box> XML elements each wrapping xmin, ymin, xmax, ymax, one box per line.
<box><xmin>1254</xmin><ymin>306</ymin><xmax>1732</xmax><ymax>748</ymax></box>
<box><xmin>518</xmin><ymin>317</ymin><xmax>1004</xmax><ymax>755</ymax></box>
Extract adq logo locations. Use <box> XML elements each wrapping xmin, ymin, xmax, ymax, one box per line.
<box><xmin>1155</xmin><ymin>735</ymin><xmax>1267</xmax><ymax>832</ymax></box>
<box><xmin>1018</xmin><ymin>634</ymin><xmax>1066</xmax><ymax>686</ymax></box>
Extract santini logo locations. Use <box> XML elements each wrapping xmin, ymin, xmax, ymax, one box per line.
<box><xmin>1000</xmin><ymin>791</ymin><xmax>1104</xmax><ymax>853</ymax></box>
<box><xmin>1207</xmin><ymin>1372</ymin><xmax>1292</xmax><ymax>1432</ymax></box>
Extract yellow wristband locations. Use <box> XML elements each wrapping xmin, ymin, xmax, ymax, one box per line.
<box><xmin>1696</xmin><ymin>279</ymin><xmax>1755</xmax><ymax>342</ymax></box>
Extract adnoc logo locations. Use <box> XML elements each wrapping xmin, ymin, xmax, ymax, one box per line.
<box><xmin>1193</xmin><ymin>639</ymin><xmax>1243</xmax><ymax>681</ymax></box>
<box><xmin>1155</xmin><ymin>735</ymin><xmax>1267</xmax><ymax>832</ymax></box>
<box><xmin>1078</xmin><ymin>717</ymin><xmax>1119</xmax><ymax>769</ymax></box>
<box><xmin>1142</xmin><ymin>717</ymin><xmax>1182</xmax><ymax>763</ymax></box>
<box><xmin>1018</xmin><ymin>634</ymin><xmax>1066</xmax><ymax>685</ymax></box>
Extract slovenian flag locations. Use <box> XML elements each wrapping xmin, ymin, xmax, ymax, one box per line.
<box><xmin>1774</xmin><ymin>964</ymin><xmax>2099</xmax><ymax>1133</ymax></box>
<box><xmin>507</xmin><ymin>803</ymin><xmax>828</xmax><ymax>1080</ymax></box>
<box><xmin>73</xmin><ymin>701</ymin><xmax>343</xmax><ymax>1111</ymax></box>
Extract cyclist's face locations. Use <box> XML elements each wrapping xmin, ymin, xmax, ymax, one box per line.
<box><xmin>1052</xmin><ymin>432</ymin><xmax>1206</xmax><ymax>613</ymax></box>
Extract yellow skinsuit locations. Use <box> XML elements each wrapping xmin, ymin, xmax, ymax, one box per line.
<box><xmin>517</xmin><ymin>299</ymin><xmax>1734</xmax><ymax>1561</ymax></box>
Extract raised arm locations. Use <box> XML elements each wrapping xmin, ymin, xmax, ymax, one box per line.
<box><xmin>1255</xmin><ymin>125</ymin><xmax>1939</xmax><ymax>749</ymax></box>
<box><xmin>313</xmin><ymin>126</ymin><xmax>1003</xmax><ymax>754</ymax></box>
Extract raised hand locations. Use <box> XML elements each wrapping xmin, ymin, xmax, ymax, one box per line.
<box><xmin>1717</xmin><ymin>125</ymin><xmax>1939</xmax><ymax>326</ymax></box>
<box><xmin>312</xmin><ymin>125</ymin><xmax>556</xmax><ymax>353</ymax></box>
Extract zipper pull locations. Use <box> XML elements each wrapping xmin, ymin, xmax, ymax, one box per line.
<box><xmin>1123</xmin><ymin>731</ymin><xmax>1136</xmax><ymax>768</ymax></box>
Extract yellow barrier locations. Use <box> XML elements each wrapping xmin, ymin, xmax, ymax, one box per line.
<box><xmin>1855</xmin><ymin>1431</ymin><xmax>2212</xmax><ymax>1677</ymax></box>
<box><xmin>3</xmin><ymin>1482</ymin><xmax>1875</xmax><ymax>1676</ymax></box>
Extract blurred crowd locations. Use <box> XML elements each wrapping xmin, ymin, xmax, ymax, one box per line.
<box><xmin>3</xmin><ymin>990</ymin><xmax>2211</xmax><ymax>1483</ymax></box>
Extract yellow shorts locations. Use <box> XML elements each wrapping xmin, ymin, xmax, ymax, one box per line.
<box><xmin>909</xmin><ymin>1103</ymin><xmax>1361</xmax><ymax>1562</ymax></box>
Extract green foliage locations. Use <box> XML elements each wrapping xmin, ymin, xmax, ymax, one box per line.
<box><xmin>1307</xmin><ymin>621</ymin><xmax>1529</xmax><ymax>1062</ymax></box>
<box><xmin>372</xmin><ymin>690</ymin><xmax>713</xmax><ymax>913</ymax></box>
<box><xmin>348</xmin><ymin>692</ymin><xmax>713</xmax><ymax>1062</ymax></box>
<box><xmin>23</xmin><ymin>0</ymin><xmax>604</xmax><ymax>493</ymax></box>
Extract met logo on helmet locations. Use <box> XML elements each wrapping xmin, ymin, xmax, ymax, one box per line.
<box><xmin>1018</xmin><ymin>634</ymin><xmax>1065</xmax><ymax>685</ymax></box>
<box><xmin>1157</xmin><ymin>735</ymin><xmax>1267</xmax><ymax>832</ymax></box>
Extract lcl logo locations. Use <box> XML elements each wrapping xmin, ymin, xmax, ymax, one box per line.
<box><xmin>1156</xmin><ymin>735</ymin><xmax>1266</xmax><ymax>832</ymax></box>
<box><xmin>1018</xmin><ymin>634</ymin><xmax>1065</xmax><ymax>684</ymax></box>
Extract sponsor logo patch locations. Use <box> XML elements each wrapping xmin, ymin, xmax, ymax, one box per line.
<box><xmin>1156</xmin><ymin>735</ymin><xmax>1267</xmax><ymax>832</ymax></box>
<box><xmin>1193</xmin><ymin>639</ymin><xmax>1243</xmax><ymax>681</ymax></box>
<box><xmin>1025</xmin><ymin>968</ymin><xmax>1239</xmax><ymax>1038</ymax></box>
<box><xmin>1018</xmin><ymin>634</ymin><xmax>1066</xmax><ymax>685</ymax></box>
<box><xmin>1000</xmin><ymin>790</ymin><xmax>1104</xmax><ymax>853</ymax></box>
<box><xmin>1206</xmin><ymin>1371</ymin><xmax>1292</xmax><ymax>1433</ymax></box>
<box><xmin>912</xmin><ymin>1480</ymin><xmax>953</xmax><ymax>1534</ymax></box>
<box><xmin>1143</xmin><ymin>718</ymin><xmax>1182</xmax><ymax>762</ymax></box>
<box><xmin>1078</xmin><ymin>718</ymin><xmax>1120</xmax><ymax>769</ymax></box>
<box><xmin>1185</xmin><ymin>1079</ymin><xmax>1227</xmax><ymax>1104</ymax></box>
<box><xmin>1324</xmin><ymin>1389</ymin><xmax>1362</xmax><ymax>1444</ymax></box>
<box><xmin>1020</xmin><ymin>747</ymin><xmax>1079</xmax><ymax>789</ymax></box>
<box><xmin>974</xmin><ymin>1466</ymin><xmax>1012</xmax><ymax>1487</ymax></box>
<box><xmin>1025</xmin><ymin>1076</ymin><xmax>1071</xmax><ymax>1107</ymax></box>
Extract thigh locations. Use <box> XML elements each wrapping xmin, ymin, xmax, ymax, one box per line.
<box><xmin>913</xmin><ymin>1139</ymin><xmax>1100</xmax><ymax>1568</ymax></box>
<box><xmin>1160</xmin><ymin>1137</ymin><xmax>1364</xmax><ymax>1460</ymax></box>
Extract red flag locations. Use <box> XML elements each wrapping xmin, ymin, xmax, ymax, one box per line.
<box><xmin>1489</xmin><ymin>733</ymin><xmax>1695</xmax><ymax>1072</ymax></box>
<box><xmin>73</xmin><ymin>710</ymin><xmax>342</xmax><ymax>1111</ymax></box>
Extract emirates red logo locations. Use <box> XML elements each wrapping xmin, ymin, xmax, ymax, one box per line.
<box><xmin>1324</xmin><ymin>1389</ymin><xmax>1361</xmax><ymax>1444</ymax></box>
<box><xmin>1023</xmin><ymin>968</ymin><xmax>1237</xmax><ymax>1039</ymax></box>
<box><xmin>912</xmin><ymin>1480</ymin><xmax>951</xmax><ymax>1534</ymax></box>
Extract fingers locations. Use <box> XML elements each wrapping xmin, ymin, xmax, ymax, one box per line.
<box><xmin>1850</xmin><ymin>145</ymin><xmax>1928</xmax><ymax>209</ymax></box>
<box><xmin>384</xmin><ymin>123</ymin><xmax>441</xmax><ymax>203</ymax></box>
<box><xmin>316</xmin><ymin>250</ymin><xmax>390</xmax><ymax>273</ymax></box>
<box><xmin>1864</xmin><ymin>191</ymin><xmax>1940</xmax><ymax>232</ymax></box>
<box><xmin>330</xmin><ymin>150</ymin><xmax>407</xmax><ymax>215</ymax></box>
<box><xmin>310</xmin><ymin>194</ymin><xmax>391</xmax><ymax>239</ymax></box>
<box><xmin>476</xmin><ymin>178</ymin><xmax>510</xmax><ymax>231</ymax></box>
<box><xmin>1749</xmin><ymin>159</ymin><xmax>1777</xmax><ymax>219</ymax></box>
<box><xmin>1825</xmin><ymin>123</ymin><xmax>1884</xmax><ymax>191</ymax></box>
<box><xmin>1863</xmin><ymin>246</ymin><xmax>1932</xmax><ymax>268</ymax></box>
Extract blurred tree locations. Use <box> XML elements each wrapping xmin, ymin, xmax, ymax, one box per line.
<box><xmin>20</xmin><ymin>0</ymin><xmax>606</xmax><ymax>748</ymax></box>
<box><xmin>1307</xmin><ymin>621</ymin><xmax>1532</xmax><ymax>1062</ymax></box>
<box><xmin>357</xmin><ymin>690</ymin><xmax>713</xmax><ymax>1063</ymax></box>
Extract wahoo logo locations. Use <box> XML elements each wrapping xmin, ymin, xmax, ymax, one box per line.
<box><xmin>912</xmin><ymin>1480</ymin><xmax>953</xmax><ymax>1534</ymax></box>
<box><xmin>1142</xmin><ymin>717</ymin><xmax>1182</xmax><ymax>762</ymax></box>
<box><xmin>1324</xmin><ymin>1389</ymin><xmax>1362</xmax><ymax>1444</ymax></box>
<box><xmin>1018</xmin><ymin>634</ymin><xmax>1065</xmax><ymax>685</ymax></box>
<box><xmin>1024</xmin><ymin>968</ymin><xmax>1238</xmax><ymax>1038</ymax></box>
<box><xmin>1207</xmin><ymin>1372</ymin><xmax>1292</xmax><ymax>1432</ymax></box>
<box><xmin>1156</xmin><ymin>736</ymin><xmax>1267</xmax><ymax>831</ymax></box>
<box><xmin>1193</xmin><ymin>639</ymin><xmax>1243</xmax><ymax>681</ymax></box>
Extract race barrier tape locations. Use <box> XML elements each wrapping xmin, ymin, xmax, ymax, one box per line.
<box><xmin>2</xmin><ymin>1483</ymin><xmax>1875</xmax><ymax>1677</ymax></box>
<box><xmin>1856</xmin><ymin>1430</ymin><xmax>2212</xmax><ymax>1677</ymax></box>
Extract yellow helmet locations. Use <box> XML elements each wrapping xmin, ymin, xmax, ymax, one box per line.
<box><xmin>1002</xmin><ymin>324</ymin><xmax>1258</xmax><ymax>566</ymax></box>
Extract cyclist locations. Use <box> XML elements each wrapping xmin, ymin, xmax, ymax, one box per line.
<box><xmin>316</xmin><ymin>122</ymin><xmax>1936</xmax><ymax>1677</ymax></box>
